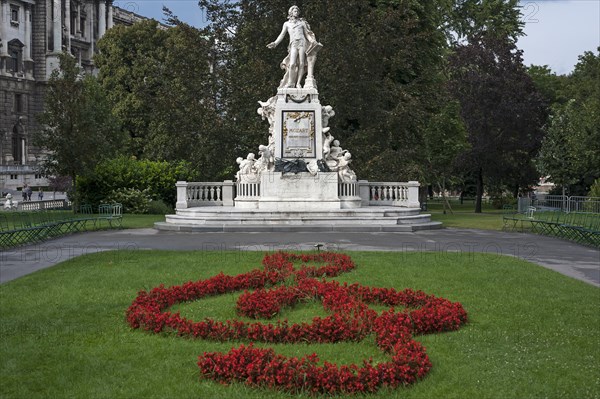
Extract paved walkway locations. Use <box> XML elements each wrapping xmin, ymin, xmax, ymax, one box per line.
<box><xmin>1</xmin><ymin>228</ymin><xmax>598</xmax><ymax>286</ymax></box>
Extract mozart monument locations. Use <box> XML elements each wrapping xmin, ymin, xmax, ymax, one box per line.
<box><xmin>157</xmin><ymin>6</ymin><xmax>439</xmax><ymax>231</ymax></box>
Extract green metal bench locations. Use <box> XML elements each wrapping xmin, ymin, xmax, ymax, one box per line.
<box><xmin>97</xmin><ymin>203</ymin><xmax>123</xmax><ymax>229</ymax></box>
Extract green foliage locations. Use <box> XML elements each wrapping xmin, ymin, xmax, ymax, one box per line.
<box><xmin>526</xmin><ymin>65</ymin><xmax>569</xmax><ymax>105</ymax></box>
<box><xmin>534</xmin><ymin>48</ymin><xmax>599</xmax><ymax>196</ymax></box>
<box><xmin>538</xmin><ymin>98</ymin><xmax>599</xmax><ymax>195</ymax></box>
<box><xmin>490</xmin><ymin>195</ymin><xmax>517</xmax><ymax>209</ymax></box>
<box><xmin>147</xmin><ymin>199</ymin><xmax>175</xmax><ymax>215</ymax></box>
<box><xmin>77</xmin><ymin>156</ymin><xmax>198</xmax><ymax>208</ymax></box>
<box><xmin>443</xmin><ymin>0</ymin><xmax>524</xmax><ymax>44</ymax></box>
<box><xmin>589</xmin><ymin>179</ymin><xmax>600</xmax><ymax>198</ymax></box>
<box><xmin>448</xmin><ymin>35</ymin><xmax>547</xmax><ymax>212</ymax></box>
<box><xmin>95</xmin><ymin>19</ymin><xmax>230</xmax><ymax>180</ymax></box>
<box><xmin>35</xmin><ymin>53</ymin><xmax>126</xmax><ymax>198</ymax></box>
<box><xmin>104</xmin><ymin>188</ymin><xmax>151</xmax><ymax>214</ymax></box>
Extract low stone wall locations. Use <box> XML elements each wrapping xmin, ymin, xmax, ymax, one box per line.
<box><xmin>176</xmin><ymin>179</ymin><xmax>420</xmax><ymax>210</ymax></box>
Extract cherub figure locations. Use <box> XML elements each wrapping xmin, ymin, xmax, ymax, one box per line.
<box><xmin>337</xmin><ymin>152</ymin><xmax>357</xmax><ymax>182</ymax></box>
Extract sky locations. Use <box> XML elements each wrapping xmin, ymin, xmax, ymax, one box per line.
<box><xmin>115</xmin><ymin>0</ymin><xmax>600</xmax><ymax>75</ymax></box>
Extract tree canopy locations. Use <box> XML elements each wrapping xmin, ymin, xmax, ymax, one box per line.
<box><xmin>448</xmin><ymin>35</ymin><xmax>547</xmax><ymax>211</ymax></box>
<box><xmin>536</xmin><ymin>49</ymin><xmax>600</xmax><ymax>195</ymax></box>
<box><xmin>35</xmin><ymin>53</ymin><xmax>125</xmax><ymax>199</ymax></box>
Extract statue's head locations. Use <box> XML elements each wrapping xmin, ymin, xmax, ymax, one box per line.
<box><xmin>288</xmin><ymin>5</ymin><xmax>300</xmax><ymax>19</ymax></box>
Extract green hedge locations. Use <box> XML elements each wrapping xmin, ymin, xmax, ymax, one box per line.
<box><xmin>77</xmin><ymin>157</ymin><xmax>198</xmax><ymax>210</ymax></box>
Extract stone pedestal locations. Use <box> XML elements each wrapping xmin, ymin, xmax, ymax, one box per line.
<box><xmin>273</xmin><ymin>88</ymin><xmax>323</xmax><ymax>161</ymax></box>
<box><xmin>258</xmin><ymin>171</ymin><xmax>340</xmax><ymax>211</ymax></box>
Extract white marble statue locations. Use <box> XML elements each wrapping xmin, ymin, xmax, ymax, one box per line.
<box><xmin>323</xmin><ymin>130</ymin><xmax>334</xmax><ymax>159</ymax></box>
<box><xmin>322</xmin><ymin>105</ymin><xmax>335</xmax><ymax>128</ymax></box>
<box><xmin>267</xmin><ymin>5</ymin><xmax>322</xmax><ymax>89</ymax></box>
<box><xmin>337</xmin><ymin>152</ymin><xmax>357</xmax><ymax>182</ymax></box>
<box><xmin>256</xmin><ymin>144</ymin><xmax>274</xmax><ymax>172</ymax></box>
<box><xmin>326</xmin><ymin>139</ymin><xmax>346</xmax><ymax>169</ymax></box>
<box><xmin>257</xmin><ymin>96</ymin><xmax>277</xmax><ymax>133</ymax></box>
<box><xmin>237</xmin><ymin>153</ymin><xmax>259</xmax><ymax>182</ymax></box>
<box><xmin>306</xmin><ymin>159</ymin><xmax>319</xmax><ymax>176</ymax></box>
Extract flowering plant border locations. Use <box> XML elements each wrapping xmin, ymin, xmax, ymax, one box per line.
<box><xmin>126</xmin><ymin>252</ymin><xmax>467</xmax><ymax>394</ymax></box>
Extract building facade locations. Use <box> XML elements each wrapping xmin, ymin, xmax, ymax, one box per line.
<box><xmin>0</xmin><ymin>0</ymin><xmax>146</xmax><ymax>190</ymax></box>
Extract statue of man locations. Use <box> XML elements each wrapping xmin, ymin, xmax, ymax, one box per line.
<box><xmin>267</xmin><ymin>5</ymin><xmax>322</xmax><ymax>89</ymax></box>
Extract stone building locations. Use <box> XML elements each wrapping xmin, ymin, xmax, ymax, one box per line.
<box><xmin>0</xmin><ymin>0</ymin><xmax>147</xmax><ymax>191</ymax></box>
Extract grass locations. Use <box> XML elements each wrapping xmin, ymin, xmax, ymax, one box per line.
<box><xmin>1</xmin><ymin>250</ymin><xmax>598</xmax><ymax>398</ymax></box>
<box><xmin>427</xmin><ymin>201</ymin><xmax>505</xmax><ymax>230</ymax></box>
<box><xmin>121</xmin><ymin>214</ymin><xmax>165</xmax><ymax>229</ymax></box>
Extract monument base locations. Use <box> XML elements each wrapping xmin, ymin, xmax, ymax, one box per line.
<box><xmin>258</xmin><ymin>172</ymin><xmax>340</xmax><ymax>211</ymax></box>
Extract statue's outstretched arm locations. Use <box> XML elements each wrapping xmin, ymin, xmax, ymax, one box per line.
<box><xmin>267</xmin><ymin>23</ymin><xmax>287</xmax><ymax>48</ymax></box>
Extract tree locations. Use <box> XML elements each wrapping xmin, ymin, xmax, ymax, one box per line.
<box><xmin>526</xmin><ymin>65</ymin><xmax>569</xmax><ymax>106</ymax></box>
<box><xmin>94</xmin><ymin>20</ymin><xmax>168</xmax><ymax>159</ymax></box>
<box><xmin>35</xmin><ymin>53</ymin><xmax>125</xmax><ymax>204</ymax></box>
<box><xmin>95</xmin><ymin>17</ymin><xmax>230</xmax><ymax>179</ymax></box>
<box><xmin>536</xmin><ymin>49</ymin><xmax>600</xmax><ymax>196</ymax></box>
<box><xmin>443</xmin><ymin>0</ymin><xmax>524</xmax><ymax>44</ymax></box>
<box><xmin>448</xmin><ymin>35</ymin><xmax>547</xmax><ymax>212</ymax></box>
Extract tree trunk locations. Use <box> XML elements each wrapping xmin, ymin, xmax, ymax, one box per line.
<box><xmin>475</xmin><ymin>168</ymin><xmax>483</xmax><ymax>213</ymax></box>
<box><xmin>513</xmin><ymin>184</ymin><xmax>519</xmax><ymax>199</ymax></box>
<box><xmin>71</xmin><ymin>173</ymin><xmax>77</xmax><ymax>214</ymax></box>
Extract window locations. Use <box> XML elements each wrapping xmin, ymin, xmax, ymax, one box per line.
<box><xmin>10</xmin><ymin>5</ymin><xmax>19</xmax><ymax>24</ymax></box>
<box><xmin>10</xmin><ymin>175</ymin><xmax>18</xmax><ymax>180</ymax></box>
<box><xmin>15</xmin><ymin>94</ymin><xmax>23</xmax><ymax>114</ymax></box>
<box><xmin>35</xmin><ymin>174</ymin><xmax>43</xmax><ymax>180</ymax></box>
<box><xmin>9</xmin><ymin>50</ymin><xmax>19</xmax><ymax>72</ymax></box>
<box><xmin>7</xmin><ymin>40</ymin><xmax>24</xmax><ymax>73</ymax></box>
<box><xmin>80</xmin><ymin>17</ymin><xmax>86</xmax><ymax>36</ymax></box>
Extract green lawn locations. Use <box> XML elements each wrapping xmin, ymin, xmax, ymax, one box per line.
<box><xmin>427</xmin><ymin>202</ymin><xmax>505</xmax><ymax>230</ymax></box>
<box><xmin>1</xmin><ymin>251</ymin><xmax>598</xmax><ymax>398</ymax></box>
<box><xmin>121</xmin><ymin>214</ymin><xmax>165</xmax><ymax>229</ymax></box>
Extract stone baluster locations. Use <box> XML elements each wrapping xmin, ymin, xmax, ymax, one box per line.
<box><xmin>176</xmin><ymin>181</ymin><xmax>188</xmax><ymax>209</ymax></box>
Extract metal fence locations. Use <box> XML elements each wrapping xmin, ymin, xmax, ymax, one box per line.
<box><xmin>518</xmin><ymin>195</ymin><xmax>600</xmax><ymax>213</ymax></box>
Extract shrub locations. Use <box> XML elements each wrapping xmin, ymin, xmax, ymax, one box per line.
<box><xmin>77</xmin><ymin>156</ymin><xmax>198</xmax><ymax>208</ymax></box>
<box><xmin>104</xmin><ymin>187</ymin><xmax>151</xmax><ymax>214</ymax></box>
<box><xmin>588</xmin><ymin>178</ymin><xmax>600</xmax><ymax>198</ymax></box>
<box><xmin>147</xmin><ymin>199</ymin><xmax>174</xmax><ymax>215</ymax></box>
<box><xmin>491</xmin><ymin>195</ymin><xmax>517</xmax><ymax>209</ymax></box>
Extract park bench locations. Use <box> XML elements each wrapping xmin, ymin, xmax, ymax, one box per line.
<box><xmin>502</xmin><ymin>205</ymin><xmax>535</xmax><ymax>232</ymax></box>
<box><xmin>97</xmin><ymin>203</ymin><xmax>123</xmax><ymax>229</ymax></box>
<box><xmin>0</xmin><ymin>204</ymin><xmax>124</xmax><ymax>249</ymax></box>
<box><xmin>506</xmin><ymin>207</ymin><xmax>600</xmax><ymax>248</ymax></box>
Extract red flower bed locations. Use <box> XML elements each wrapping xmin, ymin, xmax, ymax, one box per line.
<box><xmin>126</xmin><ymin>252</ymin><xmax>467</xmax><ymax>394</ymax></box>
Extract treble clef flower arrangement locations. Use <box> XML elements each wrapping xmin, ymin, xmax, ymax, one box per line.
<box><xmin>126</xmin><ymin>252</ymin><xmax>468</xmax><ymax>395</ymax></box>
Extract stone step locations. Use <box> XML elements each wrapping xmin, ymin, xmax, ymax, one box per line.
<box><xmin>174</xmin><ymin>206</ymin><xmax>421</xmax><ymax>219</ymax></box>
<box><xmin>164</xmin><ymin>213</ymin><xmax>433</xmax><ymax>226</ymax></box>
<box><xmin>154</xmin><ymin>221</ymin><xmax>443</xmax><ymax>233</ymax></box>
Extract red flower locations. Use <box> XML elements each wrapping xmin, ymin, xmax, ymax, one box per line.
<box><xmin>126</xmin><ymin>252</ymin><xmax>467</xmax><ymax>394</ymax></box>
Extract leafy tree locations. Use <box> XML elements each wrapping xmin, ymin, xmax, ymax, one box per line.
<box><xmin>95</xmin><ymin>18</ymin><xmax>231</xmax><ymax>179</ymax></box>
<box><xmin>94</xmin><ymin>20</ymin><xmax>169</xmax><ymax>158</ymax></box>
<box><xmin>526</xmin><ymin>65</ymin><xmax>569</xmax><ymax>105</ymax></box>
<box><xmin>536</xmin><ymin>49</ymin><xmax>600</xmax><ymax>196</ymax></box>
<box><xmin>35</xmin><ymin>53</ymin><xmax>125</xmax><ymax>204</ymax></box>
<box><xmin>448</xmin><ymin>35</ymin><xmax>547</xmax><ymax>212</ymax></box>
<box><xmin>443</xmin><ymin>0</ymin><xmax>524</xmax><ymax>44</ymax></box>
